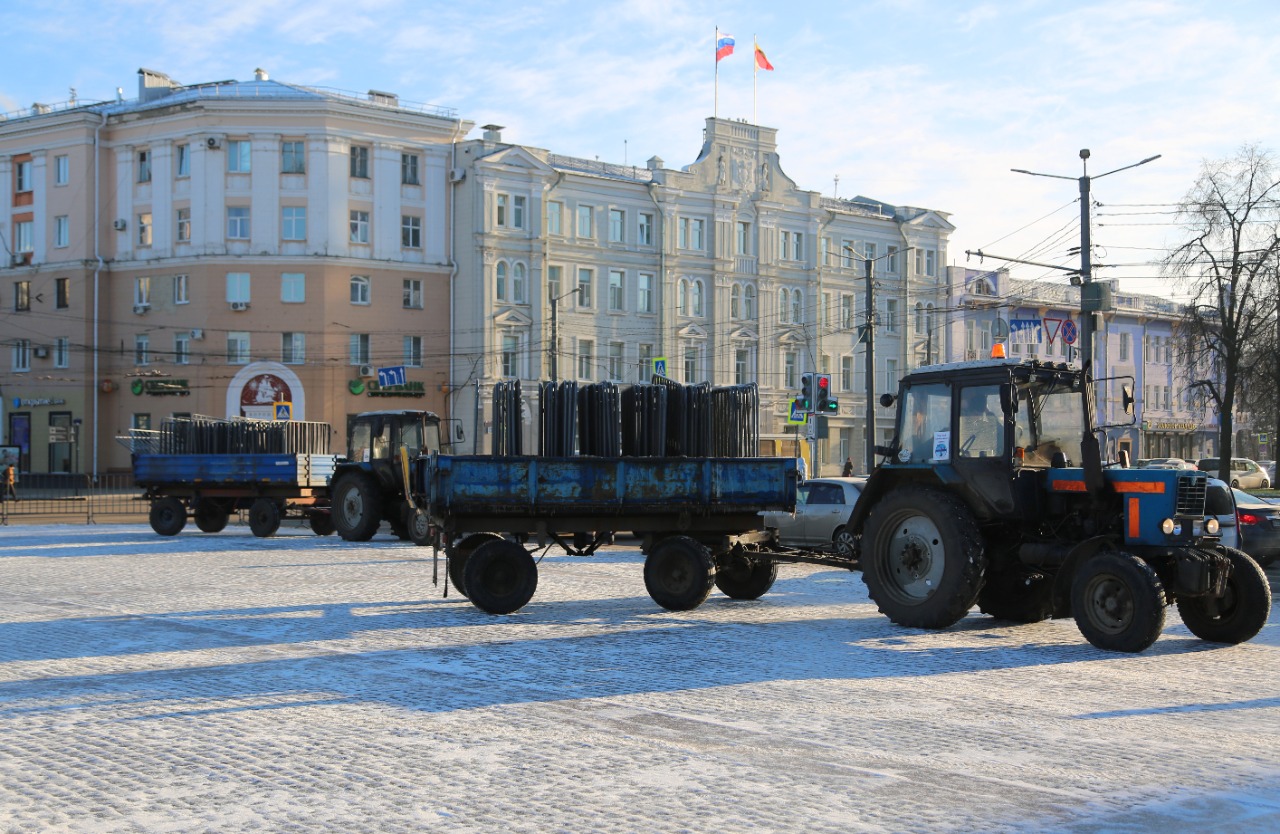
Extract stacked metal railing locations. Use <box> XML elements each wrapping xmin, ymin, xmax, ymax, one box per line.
<box><xmin>118</xmin><ymin>414</ymin><xmax>332</xmax><ymax>456</ymax></box>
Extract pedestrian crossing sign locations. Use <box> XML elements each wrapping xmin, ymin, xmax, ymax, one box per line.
<box><xmin>274</xmin><ymin>402</ymin><xmax>292</xmax><ymax>421</ymax></box>
<box><xmin>787</xmin><ymin>399</ymin><xmax>808</xmax><ymax>425</ymax></box>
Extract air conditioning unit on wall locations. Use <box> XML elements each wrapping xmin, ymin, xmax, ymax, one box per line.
<box><xmin>113</xmin><ymin>219</ymin><xmax>127</xmax><ymax>231</ymax></box>
<box><xmin>358</xmin><ymin>364</ymin><xmax>376</xmax><ymax>379</ymax></box>
<box><xmin>206</xmin><ymin>136</ymin><xmax>223</xmax><ymax>150</ymax></box>
<box><xmin>189</xmin><ymin>329</ymin><xmax>204</xmax><ymax>340</ymax></box>
<box><xmin>133</xmin><ymin>304</ymin><xmax>150</xmax><ymax>314</ymax></box>
<box><xmin>33</xmin><ymin>346</ymin><xmax>48</xmax><ymax>358</ymax></box>
<box><xmin>230</xmin><ymin>301</ymin><xmax>249</xmax><ymax>311</ymax></box>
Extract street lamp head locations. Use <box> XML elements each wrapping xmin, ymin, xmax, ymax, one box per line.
<box><xmin>1079</xmin><ymin>149</ymin><xmax>1090</xmax><ymax>160</ymax></box>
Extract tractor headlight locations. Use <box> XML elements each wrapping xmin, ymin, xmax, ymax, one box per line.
<box><xmin>1161</xmin><ymin>518</ymin><xmax>1176</xmax><ymax>535</ymax></box>
<box><xmin>1206</xmin><ymin>517</ymin><xmax>1220</xmax><ymax>535</ymax></box>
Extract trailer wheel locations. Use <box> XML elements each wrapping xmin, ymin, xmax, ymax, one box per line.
<box><xmin>446</xmin><ymin>533</ymin><xmax>502</xmax><ymax>598</ymax></box>
<box><xmin>249</xmin><ymin>498</ymin><xmax>282</xmax><ymax>538</ymax></box>
<box><xmin>1177</xmin><ymin>547</ymin><xmax>1271</xmax><ymax>645</ymax></box>
<box><xmin>644</xmin><ymin>536</ymin><xmax>716</xmax><ymax>611</ymax></box>
<box><xmin>861</xmin><ymin>487</ymin><xmax>986</xmax><ymax>629</ymax></box>
<box><xmin>1071</xmin><ymin>551</ymin><xmax>1166</xmax><ymax>653</ymax></box>
<box><xmin>464</xmin><ymin>539</ymin><xmax>538</xmax><ymax>615</ymax></box>
<box><xmin>308</xmin><ymin>510</ymin><xmax>335</xmax><ymax>537</ymax></box>
<box><xmin>978</xmin><ymin>568</ymin><xmax>1056</xmax><ymax>623</ymax></box>
<box><xmin>193</xmin><ymin>503</ymin><xmax>229</xmax><ymax>534</ymax></box>
<box><xmin>332</xmin><ymin>475</ymin><xmax>381</xmax><ymax>542</ymax></box>
<box><xmin>714</xmin><ymin>552</ymin><xmax>777</xmax><ymax>600</ymax></box>
<box><xmin>149</xmin><ymin>497</ymin><xmax>187</xmax><ymax>536</ymax></box>
<box><xmin>407</xmin><ymin>508</ymin><xmax>432</xmax><ymax>547</ymax></box>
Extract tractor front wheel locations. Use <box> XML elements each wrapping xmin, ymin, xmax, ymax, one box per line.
<box><xmin>1071</xmin><ymin>551</ymin><xmax>1166</xmax><ymax>653</ymax></box>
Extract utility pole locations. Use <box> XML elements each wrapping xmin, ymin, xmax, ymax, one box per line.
<box><xmin>548</xmin><ymin>287</ymin><xmax>582</xmax><ymax>382</ymax></box>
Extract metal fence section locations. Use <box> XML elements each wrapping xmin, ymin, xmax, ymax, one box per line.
<box><xmin>0</xmin><ymin>472</ymin><xmax>146</xmax><ymax>525</ymax></box>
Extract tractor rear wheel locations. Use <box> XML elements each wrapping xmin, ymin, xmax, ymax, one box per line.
<box><xmin>1177</xmin><ymin>547</ymin><xmax>1270</xmax><ymax>645</ymax></box>
<box><xmin>715</xmin><ymin>551</ymin><xmax>778</xmax><ymax>600</ymax></box>
<box><xmin>861</xmin><ymin>487</ymin><xmax>986</xmax><ymax>629</ymax></box>
<box><xmin>1071</xmin><ymin>551</ymin><xmax>1166</xmax><ymax>652</ymax></box>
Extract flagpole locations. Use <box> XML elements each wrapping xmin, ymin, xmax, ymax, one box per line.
<box><xmin>714</xmin><ymin>27</ymin><xmax>720</xmax><ymax>119</ymax></box>
<box><xmin>752</xmin><ymin>35</ymin><xmax>758</xmax><ymax>124</ymax></box>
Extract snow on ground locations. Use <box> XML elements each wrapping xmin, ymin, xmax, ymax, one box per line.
<box><xmin>0</xmin><ymin>523</ymin><xmax>1277</xmax><ymax>833</ymax></box>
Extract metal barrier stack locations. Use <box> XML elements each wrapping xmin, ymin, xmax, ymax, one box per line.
<box><xmin>576</xmin><ymin>382</ymin><xmax>621</xmax><ymax>457</ymax></box>
<box><xmin>537</xmin><ymin>381</ymin><xmax>579</xmax><ymax>456</ymax></box>
<box><xmin>492</xmin><ymin>380</ymin><xmax>524</xmax><ymax>456</ymax></box>
<box><xmin>621</xmin><ymin>384</ymin><xmax>668</xmax><ymax>457</ymax></box>
<box><xmin>148</xmin><ymin>414</ymin><xmax>332</xmax><ymax>455</ymax></box>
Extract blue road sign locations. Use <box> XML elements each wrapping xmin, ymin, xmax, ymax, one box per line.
<box><xmin>1060</xmin><ymin>319</ymin><xmax>1078</xmax><ymax>345</ymax></box>
<box><xmin>654</xmin><ymin>357</ymin><xmax>668</xmax><ymax>377</ymax></box>
<box><xmin>377</xmin><ymin>365</ymin><xmax>407</xmax><ymax>387</ymax></box>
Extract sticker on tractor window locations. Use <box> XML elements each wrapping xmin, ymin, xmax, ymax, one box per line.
<box><xmin>933</xmin><ymin>431</ymin><xmax>951</xmax><ymax>462</ymax></box>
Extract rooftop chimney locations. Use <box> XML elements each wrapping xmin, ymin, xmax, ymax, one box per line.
<box><xmin>254</xmin><ymin>68</ymin><xmax>269</xmax><ymax>81</ymax></box>
<box><xmin>137</xmin><ymin>68</ymin><xmax>181</xmax><ymax>103</ymax></box>
<box><xmin>482</xmin><ymin>124</ymin><xmax>504</xmax><ymax>143</ymax></box>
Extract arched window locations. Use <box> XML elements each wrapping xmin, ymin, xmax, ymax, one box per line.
<box><xmin>512</xmin><ymin>262</ymin><xmax>527</xmax><ymax>303</ymax></box>
<box><xmin>744</xmin><ymin>284</ymin><xmax>757</xmax><ymax>320</ymax></box>
<box><xmin>791</xmin><ymin>288</ymin><xmax>803</xmax><ymax>324</ymax></box>
<box><xmin>914</xmin><ymin>301</ymin><xmax>925</xmax><ymax>335</ymax></box>
<box><xmin>731</xmin><ymin>284</ymin><xmax>742</xmax><ymax>319</ymax></box>
<box><xmin>678</xmin><ymin>278</ymin><xmax>689</xmax><ymax>315</ymax></box>
<box><xmin>925</xmin><ymin>303</ymin><xmax>935</xmax><ymax>334</ymax></box>
<box><xmin>495</xmin><ymin>261</ymin><xmax>508</xmax><ymax>301</ymax></box>
<box><xmin>692</xmin><ymin>279</ymin><xmax>704</xmax><ymax>317</ymax></box>
<box><xmin>779</xmin><ymin>288</ymin><xmax>790</xmax><ymax>324</ymax></box>
<box><xmin>349</xmin><ymin>275</ymin><xmax>370</xmax><ymax>305</ymax></box>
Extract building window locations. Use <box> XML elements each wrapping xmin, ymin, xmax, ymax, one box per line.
<box><xmin>227</xmin><ymin>207</ymin><xmax>250</xmax><ymax>239</ymax></box>
<box><xmin>281</xmin><ymin>272</ymin><xmax>305</xmax><ymax>303</ymax></box>
<box><xmin>683</xmin><ymin>346</ymin><xmax>700</xmax><ymax>383</ymax></box>
<box><xmin>132</xmin><ymin>413</ymin><xmax>152</xmax><ymax>431</ymax></box>
<box><xmin>16</xmin><ymin>221</ymin><xmax>34</xmax><ymax>253</ymax></box>
<box><xmin>1119</xmin><ymin>332</ymin><xmax>1130</xmax><ymax>362</ymax></box>
<box><xmin>691</xmin><ymin>279</ymin><xmax>705</xmax><ymax>317</ymax></box>
<box><xmin>678</xmin><ymin>217</ymin><xmax>689</xmax><ymax>249</ymax></box>
<box><xmin>608</xmin><ymin>208</ymin><xmax>625</xmax><ymax>243</ymax></box>
<box><xmin>638</xmin><ymin>213</ymin><xmax>654</xmax><ymax>246</ymax></box>
<box><xmin>638</xmin><ymin>273</ymin><xmax>654</xmax><ymax>314</ymax></box>
<box><xmin>15</xmin><ymin>160</ymin><xmax>33</xmax><ymax>192</ymax></box>
<box><xmin>135</xmin><ymin>333</ymin><xmax>150</xmax><ymax>365</ymax></box>
<box><xmin>404</xmin><ymin>335</ymin><xmax>423</xmax><ymax>367</ymax></box>
<box><xmin>578</xmin><ymin>339</ymin><xmax>594</xmax><ymax>380</ymax></box>
<box><xmin>350</xmin><ymin>146</ymin><xmax>370</xmax><ymax>178</ymax></box>
<box><xmin>134</xmin><ymin>276</ymin><xmax>150</xmax><ymax>307</ymax></box>
<box><xmin>176</xmin><ymin>144</ymin><xmax>190</xmax><ymax>178</ymax></box>
<box><xmin>15</xmin><ymin>281</ymin><xmax>31</xmax><ymax>312</ymax></box>
<box><xmin>778</xmin><ymin>288</ymin><xmax>790</xmax><ymax>324</ymax></box>
<box><xmin>547</xmin><ymin>202</ymin><xmax>563</xmax><ymax>235</ymax></box>
<box><xmin>137</xmin><ymin>213</ymin><xmax>152</xmax><ymax>247</ymax></box>
<box><xmin>176</xmin><ymin>207</ymin><xmax>191</xmax><ymax>242</ymax></box>
<box><xmin>349</xmin><ymin>210</ymin><xmax>370</xmax><ymax>244</ymax></box>
<box><xmin>174</xmin><ymin>332</ymin><xmax>189</xmax><ymax>366</ymax></box>
<box><xmin>56</xmin><ymin>277</ymin><xmax>69</xmax><ymax>309</ymax></box>
<box><xmin>781</xmin><ymin>230</ymin><xmax>804</xmax><ymax>261</ymax></box>
<box><xmin>501</xmin><ymin>333</ymin><xmax>520</xmax><ymax>378</ymax></box>
<box><xmin>638</xmin><ymin>344</ymin><xmax>654</xmax><ymax>379</ymax></box>
<box><xmin>608</xmin><ymin>342</ymin><xmax>624</xmax><ymax>380</ymax></box>
<box><xmin>401</xmin><ymin>215</ymin><xmax>421</xmax><ymax>248</ymax></box>
<box><xmin>54</xmin><ymin>337</ymin><xmax>70</xmax><ymax>369</ymax></box>
<box><xmin>512</xmin><ymin>263</ymin><xmax>527</xmax><ymax>303</ymax></box>
<box><xmin>350</xmin><ymin>275</ymin><xmax>371</xmax><ymax>305</ymax></box>
<box><xmin>744</xmin><ymin>284</ymin><xmax>757</xmax><ymax>319</ymax></box>
<box><xmin>227</xmin><ymin>332</ymin><xmax>250</xmax><ymax>364</ymax></box>
<box><xmin>608</xmin><ymin>270</ymin><xmax>624</xmax><ymax>311</ymax></box>
<box><xmin>403</xmin><ymin>278</ymin><xmax>423</xmax><ymax>309</ymax></box>
<box><xmin>227</xmin><ymin>140</ymin><xmax>251</xmax><ymax>173</ymax></box>
<box><xmin>173</xmin><ymin>274</ymin><xmax>189</xmax><ymax>305</ymax></box>
<box><xmin>884</xmin><ymin>358</ymin><xmax>898</xmax><ymax>395</ymax></box>
<box><xmin>547</xmin><ymin>265</ymin><xmax>562</xmax><ymax>300</ymax></box>
<box><xmin>925</xmin><ymin>249</ymin><xmax>937</xmax><ymax>277</ymax></box>
<box><xmin>576</xmin><ymin>205</ymin><xmax>593</xmax><ymax>239</ymax></box>
<box><xmin>282</xmin><ymin>332</ymin><xmax>305</xmax><ymax>365</ymax></box>
<box><xmin>401</xmin><ymin>153</ymin><xmax>419</xmax><ymax>185</ymax></box>
<box><xmin>884</xmin><ymin>298</ymin><xmax>898</xmax><ymax>333</ymax></box>
<box><xmin>281</xmin><ymin>141</ymin><xmax>306</xmax><ymax>174</ymax></box>
<box><xmin>282</xmin><ymin>206</ymin><xmax>307</xmax><ymax>241</ymax></box>
<box><xmin>736</xmin><ymin>221</ymin><xmax>751</xmax><ymax>255</ymax></box>
<box><xmin>137</xmin><ymin>150</ymin><xmax>152</xmax><ymax>183</ymax></box>
<box><xmin>577</xmin><ymin>268</ymin><xmax>593</xmax><ymax>307</ymax></box>
<box><xmin>496</xmin><ymin>194</ymin><xmax>508</xmax><ymax>228</ymax></box>
<box><xmin>54</xmin><ymin>215</ymin><xmax>69</xmax><ymax>248</ymax></box>
<box><xmin>349</xmin><ymin>334</ymin><xmax>370</xmax><ymax>365</ymax></box>
<box><xmin>513</xmin><ymin>195</ymin><xmax>526</xmax><ymax>229</ymax></box>
<box><xmin>731</xmin><ymin>284</ymin><xmax>742</xmax><ymax>319</ymax></box>
<box><xmin>735</xmin><ymin>348</ymin><xmax>752</xmax><ymax>385</ymax></box>
<box><xmin>495</xmin><ymin>262</ymin><xmax>508</xmax><ymax>301</ymax></box>
<box><xmin>792</xmin><ymin>288</ymin><xmax>804</xmax><ymax>324</ymax></box>
<box><xmin>55</xmin><ymin>155</ymin><xmax>69</xmax><ymax>185</ymax></box>
<box><xmin>12</xmin><ymin>339</ymin><xmax>30</xmax><ymax>371</ymax></box>
<box><xmin>841</xmin><ymin>355</ymin><xmax>854</xmax><ymax>390</ymax></box>
<box><xmin>226</xmin><ymin>272</ymin><xmax>250</xmax><ymax>304</ymax></box>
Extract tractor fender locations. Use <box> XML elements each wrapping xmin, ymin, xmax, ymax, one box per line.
<box><xmin>1051</xmin><ymin>535</ymin><xmax>1121</xmax><ymax>616</ymax></box>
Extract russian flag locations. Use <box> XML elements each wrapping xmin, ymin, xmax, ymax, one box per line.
<box><xmin>716</xmin><ymin>32</ymin><xmax>735</xmax><ymax>62</ymax></box>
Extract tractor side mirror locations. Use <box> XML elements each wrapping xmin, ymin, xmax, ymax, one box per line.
<box><xmin>879</xmin><ymin>393</ymin><xmax>896</xmax><ymax>408</ymax></box>
<box><xmin>1121</xmin><ymin>383</ymin><xmax>1135</xmax><ymax>416</ymax></box>
<box><xmin>999</xmin><ymin>382</ymin><xmax>1018</xmax><ymax>416</ymax></box>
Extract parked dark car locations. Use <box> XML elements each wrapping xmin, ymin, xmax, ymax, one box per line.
<box><xmin>1232</xmin><ymin>488</ymin><xmax>1280</xmax><ymax>567</ymax></box>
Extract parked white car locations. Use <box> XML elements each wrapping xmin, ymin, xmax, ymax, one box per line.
<box><xmin>1196</xmin><ymin>457</ymin><xmax>1271</xmax><ymax>489</ymax></box>
<box><xmin>1258</xmin><ymin>459</ymin><xmax>1276</xmax><ymax>484</ymax></box>
<box><xmin>763</xmin><ymin>476</ymin><xmax>865</xmax><ymax>557</ymax></box>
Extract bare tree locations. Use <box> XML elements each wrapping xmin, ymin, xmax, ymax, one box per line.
<box><xmin>1166</xmin><ymin>145</ymin><xmax>1280</xmax><ymax>479</ymax></box>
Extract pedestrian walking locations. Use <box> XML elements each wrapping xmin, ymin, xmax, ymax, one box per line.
<box><xmin>842</xmin><ymin>457</ymin><xmax>854</xmax><ymax>477</ymax></box>
<box><xmin>3</xmin><ymin>463</ymin><xmax>16</xmax><ymax>502</ymax></box>
<box><xmin>796</xmin><ymin>455</ymin><xmax>808</xmax><ymax>482</ymax></box>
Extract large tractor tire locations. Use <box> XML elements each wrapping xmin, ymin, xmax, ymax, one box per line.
<box><xmin>714</xmin><ymin>551</ymin><xmax>778</xmax><ymax>600</ymax></box>
<box><xmin>1071</xmin><ymin>551</ymin><xmax>1166</xmax><ymax>653</ymax></box>
<box><xmin>978</xmin><ymin>567</ymin><xmax>1057</xmax><ymax>623</ymax></box>
<box><xmin>248</xmin><ymin>498</ymin><xmax>282</xmax><ymax>538</ymax></box>
<box><xmin>464</xmin><ymin>539</ymin><xmax>538</xmax><ymax>615</ymax></box>
<box><xmin>193</xmin><ymin>502</ymin><xmax>229</xmax><ymax>534</ymax></box>
<box><xmin>1176</xmin><ymin>547</ymin><xmax>1271</xmax><ymax>645</ymax></box>
<box><xmin>331</xmin><ymin>474</ymin><xmax>382</xmax><ymax>542</ymax></box>
<box><xmin>149</xmin><ymin>496</ymin><xmax>187</xmax><ymax>536</ymax></box>
<box><xmin>644</xmin><ymin>536</ymin><xmax>716</xmax><ymax>611</ymax></box>
<box><xmin>446</xmin><ymin>533</ymin><xmax>503</xmax><ymax>598</ymax></box>
<box><xmin>861</xmin><ymin>487</ymin><xmax>986</xmax><ymax>629</ymax></box>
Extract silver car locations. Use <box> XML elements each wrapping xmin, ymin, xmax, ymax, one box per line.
<box><xmin>1196</xmin><ymin>457</ymin><xmax>1271</xmax><ymax>490</ymax></box>
<box><xmin>763</xmin><ymin>476</ymin><xmax>865</xmax><ymax>557</ymax></box>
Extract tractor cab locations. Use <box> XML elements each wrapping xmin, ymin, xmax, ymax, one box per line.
<box><xmin>345</xmin><ymin>410</ymin><xmax>443</xmax><ymax>492</ymax></box>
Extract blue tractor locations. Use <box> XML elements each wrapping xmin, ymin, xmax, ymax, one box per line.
<box><xmin>848</xmin><ymin>356</ymin><xmax>1271</xmax><ymax>652</ymax></box>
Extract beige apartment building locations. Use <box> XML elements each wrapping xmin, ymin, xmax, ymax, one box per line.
<box><xmin>0</xmin><ymin>69</ymin><xmax>470</xmax><ymax>475</ymax></box>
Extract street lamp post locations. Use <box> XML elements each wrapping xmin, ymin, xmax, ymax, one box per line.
<box><xmin>548</xmin><ymin>287</ymin><xmax>583</xmax><ymax>382</ymax></box>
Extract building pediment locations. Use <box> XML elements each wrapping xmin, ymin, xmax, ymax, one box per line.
<box><xmin>493</xmin><ymin>307</ymin><xmax>533</xmax><ymax>327</ymax></box>
<box><xmin>728</xmin><ymin>326</ymin><xmax>759</xmax><ymax>342</ymax></box>
<box><xmin>900</xmin><ymin>209</ymin><xmax>956</xmax><ymax>233</ymax></box>
<box><xmin>478</xmin><ymin>145</ymin><xmax>554</xmax><ymax>175</ymax></box>
<box><xmin>775</xmin><ymin>327</ymin><xmax>807</xmax><ymax>345</ymax></box>
<box><xmin>676</xmin><ymin>322</ymin><xmax>709</xmax><ymax>340</ymax></box>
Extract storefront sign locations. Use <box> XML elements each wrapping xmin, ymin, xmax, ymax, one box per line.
<box><xmin>1142</xmin><ymin>420</ymin><xmax>1200</xmax><ymax>433</ymax></box>
<box><xmin>12</xmin><ymin>397</ymin><xmax>66</xmax><ymax>407</ymax></box>
<box><xmin>349</xmin><ymin>378</ymin><xmax>425</xmax><ymax>398</ymax></box>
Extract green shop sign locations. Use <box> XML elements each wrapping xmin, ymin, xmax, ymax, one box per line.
<box><xmin>131</xmin><ymin>378</ymin><xmax>191</xmax><ymax>396</ymax></box>
<box><xmin>349</xmin><ymin>379</ymin><xmax>425</xmax><ymax>398</ymax></box>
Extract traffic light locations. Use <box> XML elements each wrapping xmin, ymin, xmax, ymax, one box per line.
<box><xmin>799</xmin><ymin>372</ymin><xmax>814</xmax><ymax>411</ymax></box>
<box><xmin>816</xmin><ymin>374</ymin><xmax>839</xmax><ymax>412</ymax></box>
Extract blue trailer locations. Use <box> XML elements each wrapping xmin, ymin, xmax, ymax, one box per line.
<box><xmin>133</xmin><ymin>452</ymin><xmax>339</xmax><ymax>537</ymax></box>
<box><xmin>409</xmin><ymin>454</ymin><xmax>798</xmax><ymax>615</ymax></box>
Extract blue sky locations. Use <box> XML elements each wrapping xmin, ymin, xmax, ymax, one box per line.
<box><xmin>4</xmin><ymin>0</ymin><xmax>1278</xmax><ymax>295</ymax></box>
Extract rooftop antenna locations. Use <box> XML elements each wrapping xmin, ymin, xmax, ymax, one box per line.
<box><xmin>833</xmin><ymin>174</ymin><xmax>839</xmax><ymax>198</ymax></box>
